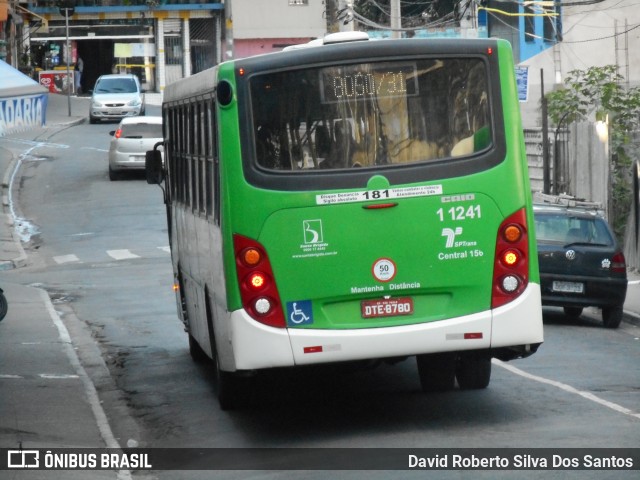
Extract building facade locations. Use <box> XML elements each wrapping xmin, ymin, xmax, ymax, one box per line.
<box><xmin>2</xmin><ymin>1</ymin><xmax>332</xmax><ymax>93</ymax></box>
<box><xmin>232</xmin><ymin>0</ymin><xmax>326</xmax><ymax>58</ymax></box>
<box><xmin>9</xmin><ymin>1</ymin><xmax>223</xmax><ymax>94</ymax></box>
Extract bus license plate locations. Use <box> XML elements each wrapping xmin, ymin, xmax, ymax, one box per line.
<box><xmin>361</xmin><ymin>298</ymin><xmax>414</xmax><ymax>318</ymax></box>
<box><xmin>552</xmin><ymin>281</ymin><xmax>584</xmax><ymax>293</ymax></box>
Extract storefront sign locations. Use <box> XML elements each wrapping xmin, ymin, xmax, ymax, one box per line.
<box><xmin>38</xmin><ymin>71</ymin><xmax>73</xmax><ymax>94</ymax></box>
<box><xmin>0</xmin><ymin>94</ymin><xmax>48</xmax><ymax>136</ymax></box>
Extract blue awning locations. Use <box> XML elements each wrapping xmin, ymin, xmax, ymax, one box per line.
<box><xmin>0</xmin><ymin>59</ymin><xmax>48</xmax><ymax>98</ymax></box>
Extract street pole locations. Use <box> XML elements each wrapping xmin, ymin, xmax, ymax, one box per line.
<box><xmin>390</xmin><ymin>0</ymin><xmax>401</xmax><ymax>39</ymax></box>
<box><xmin>541</xmin><ymin>69</ymin><xmax>550</xmax><ymax>194</ymax></box>
<box><xmin>224</xmin><ymin>0</ymin><xmax>234</xmax><ymax>60</ymax></box>
<box><xmin>65</xmin><ymin>11</ymin><xmax>71</xmax><ymax>117</ymax></box>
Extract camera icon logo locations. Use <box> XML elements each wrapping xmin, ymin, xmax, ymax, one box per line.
<box><xmin>8</xmin><ymin>450</ymin><xmax>40</xmax><ymax>468</ymax></box>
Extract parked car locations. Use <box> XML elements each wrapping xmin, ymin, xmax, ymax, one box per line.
<box><xmin>108</xmin><ymin>116</ymin><xmax>163</xmax><ymax>181</ymax></box>
<box><xmin>90</xmin><ymin>74</ymin><xmax>145</xmax><ymax>124</ymax></box>
<box><xmin>533</xmin><ymin>203</ymin><xmax>627</xmax><ymax>328</ymax></box>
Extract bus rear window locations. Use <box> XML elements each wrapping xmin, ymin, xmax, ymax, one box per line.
<box><xmin>250</xmin><ymin>57</ymin><xmax>492</xmax><ymax>171</ymax></box>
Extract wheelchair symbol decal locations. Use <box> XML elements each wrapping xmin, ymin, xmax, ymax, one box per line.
<box><xmin>286</xmin><ymin>300</ymin><xmax>313</xmax><ymax>326</ymax></box>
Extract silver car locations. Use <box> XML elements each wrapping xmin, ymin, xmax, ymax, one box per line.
<box><xmin>108</xmin><ymin>116</ymin><xmax>163</xmax><ymax>180</ymax></box>
<box><xmin>90</xmin><ymin>74</ymin><xmax>145</xmax><ymax>124</ymax></box>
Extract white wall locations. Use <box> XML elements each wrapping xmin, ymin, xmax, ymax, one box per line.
<box><xmin>233</xmin><ymin>0</ymin><xmax>326</xmax><ymax>40</ymax></box>
<box><xmin>518</xmin><ymin>0</ymin><xmax>640</xmax><ymax>129</ymax></box>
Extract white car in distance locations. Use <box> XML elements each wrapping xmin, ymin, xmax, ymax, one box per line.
<box><xmin>108</xmin><ymin>116</ymin><xmax>163</xmax><ymax>181</ymax></box>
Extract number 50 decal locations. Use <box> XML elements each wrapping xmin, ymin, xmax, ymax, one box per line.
<box><xmin>372</xmin><ymin>258</ymin><xmax>397</xmax><ymax>282</ymax></box>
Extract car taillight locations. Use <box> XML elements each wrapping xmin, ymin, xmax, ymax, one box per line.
<box><xmin>611</xmin><ymin>251</ymin><xmax>627</xmax><ymax>273</ymax></box>
<box><xmin>114</xmin><ymin>128</ymin><xmax>122</xmax><ymax>139</ymax></box>
<box><xmin>492</xmin><ymin>208</ymin><xmax>530</xmax><ymax>308</ymax></box>
<box><xmin>233</xmin><ymin>234</ymin><xmax>285</xmax><ymax>328</ymax></box>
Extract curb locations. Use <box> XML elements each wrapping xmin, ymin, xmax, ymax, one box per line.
<box><xmin>623</xmin><ymin>310</ymin><xmax>640</xmax><ymax>328</ymax></box>
<box><xmin>1</xmin><ymin>150</ymin><xmax>28</xmax><ymax>270</ymax></box>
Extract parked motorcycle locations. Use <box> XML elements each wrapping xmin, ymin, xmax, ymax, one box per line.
<box><xmin>0</xmin><ymin>287</ymin><xmax>7</xmax><ymax>321</ymax></box>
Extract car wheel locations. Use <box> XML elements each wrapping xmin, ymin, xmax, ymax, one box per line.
<box><xmin>456</xmin><ymin>351</ymin><xmax>491</xmax><ymax>390</ymax></box>
<box><xmin>89</xmin><ymin>116</ymin><xmax>98</xmax><ymax>124</ymax></box>
<box><xmin>108</xmin><ymin>166</ymin><xmax>120</xmax><ymax>181</ymax></box>
<box><xmin>602</xmin><ymin>305</ymin><xmax>623</xmax><ymax>329</ymax></box>
<box><xmin>563</xmin><ymin>307</ymin><xmax>583</xmax><ymax>318</ymax></box>
<box><xmin>416</xmin><ymin>352</ymin><xmax>456</xmax><ymax>392</ymax></box>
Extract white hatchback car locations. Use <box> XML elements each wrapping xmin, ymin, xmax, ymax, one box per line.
<box><xmin>108</xmin><ymin>116</ymin><xmax>163</xmax><ymax>180</ymax></box>
<box><xmin>90</xmin><ymin>74</ymin><xmax>145</xmax><ymax>124</ymax></box>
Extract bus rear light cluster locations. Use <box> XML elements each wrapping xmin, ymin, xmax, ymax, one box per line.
<box><xmin>492</xmin><ymin>208</ymin><xmax>530</xmax><ymax>309</ymax></box>
<box><xmin>233</xmin><ymin>234</ymin><xmax>285</xmax><ymax>328</ymax></box>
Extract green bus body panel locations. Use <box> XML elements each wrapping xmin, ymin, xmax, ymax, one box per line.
<box><xmin>259</xmin><ymin>191</ymin><xmax>501</xmax><ymax>329</ymax></box>
<box><xmin>216</xmin><ymin>40</ymin><xmax>539</xmax><ymax>327</ymax></box>
<box><xmin>496</xmin><ymin>40</ymin><xmax>540</xmax><ymax>284</ymax></box>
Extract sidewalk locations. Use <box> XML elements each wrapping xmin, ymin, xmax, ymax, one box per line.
<box><xmin>0</xmin><ymin>284</ymin><xmax>125</xmax><ymax>478</ymax></box>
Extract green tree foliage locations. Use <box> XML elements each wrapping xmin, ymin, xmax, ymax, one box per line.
<box><xmin>547</xmin><ymin>65</ymin><xmax>640</xmax><ymax>240</ymax></box>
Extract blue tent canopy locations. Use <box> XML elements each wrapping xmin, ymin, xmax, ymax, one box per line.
<box><xmin>0</xmin><ymin>59</ymin><xmax>47</xmax><ymax>98</ymax></box>
<box><xmin>0</xmin><ymin>60</ymin><xmax>48</xmax><ymax>136</ymax></box>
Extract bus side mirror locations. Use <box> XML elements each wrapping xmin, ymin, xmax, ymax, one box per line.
<box><xmin>145</xmin><ymin>149</ymin><xmax>164</xmax><ymax>185</ymax></box>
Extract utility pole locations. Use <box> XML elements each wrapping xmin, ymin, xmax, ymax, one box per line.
<box><xmin>390</xmin><ymin>0</ymin><xmax>401</xmax><ymax>38</ymax></box>
<box><xmin>59</xmin><ymin>1</ymin><xmax>75</xmax><ymax>117</ymax></box>
<box><xmin>224</xmin><ymin>0</ymin><xmax>234</xmax><ymax>60</ymax></box>
<box><xmin>541</xmin><ymin>69</ymin><xmax>550</xmax><ymax>194</ymax></box>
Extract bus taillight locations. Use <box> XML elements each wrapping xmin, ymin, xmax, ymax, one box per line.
<box><xmin>234</xmin><ymin>234</ymin><xmax>285</xmax><ymax>328</ymax></box>
<box><xmin>492</xmin><ymin>209</ymin><xmax>529</xmax><ymax>308</ymax></box>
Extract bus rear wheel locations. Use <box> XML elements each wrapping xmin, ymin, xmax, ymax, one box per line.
<box><xmin>416</xmin><ymin>353</ymin><xmax>456</xmax><ymax>392</ymax></box>
<box><xmin>188</xmin><ymin>334</ymin><xmax>209</xmax><ymax>363</ymax></box>
<box><xmin>214</xmin><ymin>354</ymin><xmax>244</xmax><ymax>411</ymax></box>
<box><xmin>456</xmin><ymin>351</ymin><xmax>491</xmax><ymax>390</ymax></box>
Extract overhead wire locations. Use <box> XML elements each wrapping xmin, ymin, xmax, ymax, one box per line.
<box><xmin>349</xmin><ymin>0</ymin><xmax>637</xmax><ymax>43</ymax></box>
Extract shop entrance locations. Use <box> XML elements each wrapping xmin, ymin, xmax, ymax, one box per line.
<box><xmin>76</xmin><ymin>39</ymin><xmax>114</xmax><ymax>95</ymax></box>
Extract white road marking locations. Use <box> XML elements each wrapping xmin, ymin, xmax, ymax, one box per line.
<box><xmin>52</xmin><ymin>247</ymin><xmax>169</xmax><ymax>264</ymax></box>
<box><xmin>39</xmin><ymin>288</ymin><xmax>132</xmax><ymax>480</ymax></box>
<box><xmin>53</xmin><ymin>254</ymin><xmax>80</xmax><ymax>264</ymax></box>
<box><xmin>39</xmin><ymin>374</ymin><xmax>80</xmax><ymax>379</ymax></box>
<box><xmin>107</xmin><ymin>249</ymin><xmax>140</xmax><ymax>260</ymax></box>
<box><xmin>494</xmin><ymin>359</ymin><xmax>640</xmax><ymax>420</ymax></box>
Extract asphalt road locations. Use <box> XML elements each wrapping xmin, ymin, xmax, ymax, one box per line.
<box><xmin>1</xmin><ymin>115</ymin><xmax>639</xmax><ymax>480</ymax></box>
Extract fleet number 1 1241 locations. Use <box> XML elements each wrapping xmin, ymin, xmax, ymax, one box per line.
<box><xmin>436</xmin><ymin>205</ymin><xmax>481</xmax><ymax>221</ymax></box>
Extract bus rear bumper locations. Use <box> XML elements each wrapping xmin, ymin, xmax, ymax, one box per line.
<box><xmin>228</xmin><ymin>284</ymin><xmax>543</xmax><ymax>370</ymax></box>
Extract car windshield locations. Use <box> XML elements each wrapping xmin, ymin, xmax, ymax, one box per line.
<box><xmin>120</xmin><ymin>123</ymin><xmax>162</xmax><ymax>139</ymax></box>
<box><xmin>535</xmin><ymin>213</ymin><xmax>614</xmax><ymax>245</ymax></box>
<box><xmin>95</xmin><ymin>78</ymin><xmax>138</xmax><ymax>94</ymax></box>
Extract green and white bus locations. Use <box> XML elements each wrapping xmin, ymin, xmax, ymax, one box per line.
<box><xmin>147</xmin><ymin>33</ymin><xmax>543</xmax><ymax>409</ymax></box>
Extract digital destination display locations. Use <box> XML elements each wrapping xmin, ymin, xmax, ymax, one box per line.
<box><xmin>320</xmin><ymin>62</ymin><xmax>418</xmax><ymax>103</ymax></box>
